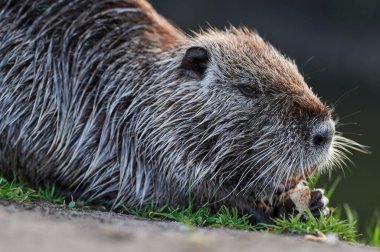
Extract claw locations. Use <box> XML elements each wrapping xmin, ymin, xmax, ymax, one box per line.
<box><xmin>309</xmin><ymin>201</ymin><xmax>325</xmax><ymax>211</ymax></box>
<box><xmin>310</xmin><ymin>190</ymin><xmax>322</xmax><ymax>205</ymax></box>
<box><xmin>321</xmin><ymin>195</ymin><xmax>329</xmax><ymax>206</ymax></box>
<box><xmin>322</xmin><ymin>207</ymin><xmax>330</xmax><ymax>216</ymax></box>
<box><xmin>309</xmin><ymin>188</ymin><xmax>330</xmax><ymax>218</ymax></box>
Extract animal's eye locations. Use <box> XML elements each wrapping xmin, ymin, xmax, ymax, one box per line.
<box><xmin>237</xmin><ymin>84</ymin><xmax>260</xmax><ymax>98</ymax></box>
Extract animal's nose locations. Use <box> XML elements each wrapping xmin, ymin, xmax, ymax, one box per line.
<box><xmin>311</xmin><ymin>120</ymin><xmax>335</xmax><ymax>149</ymax></box>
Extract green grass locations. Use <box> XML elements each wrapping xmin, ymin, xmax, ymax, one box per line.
<box><xmin>0</xmin><ymin>173</ymin><xmax>73</xmax><ymax>207</ymax></box>
<box><xmin>125</xmin><ymin>202</ymin><xmax>359</xmax><ymax>241</ymax></box>
<box><xmin>269</xmin><ymin>209</ymin><xmax>358</xmax><ymax>241</ymax></box>
<box><xmin>125</xmin><ymin>204</ymin><xmax>256</xmax><ymax>230</ymax></box>
<box><xmin>0</xmin><ymin>172</ymin><xmax>377</xmax><ymax>245</ymax></box>
<box><xmin>366</xmin><ymin>210</ymin><xmax>380</xmax><ymax>246</ymax></box>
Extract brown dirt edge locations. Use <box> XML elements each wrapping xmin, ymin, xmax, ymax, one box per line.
<box><xmin>0</xmin><ymin>200</ymin><xmax>378</xmax><ymax>252</ymax></box>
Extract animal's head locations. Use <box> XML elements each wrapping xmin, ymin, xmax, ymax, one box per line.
<box><xmin>149</xmin><ymin>27</ymin><xmax>364</xmax><ymax>204</ymax></box>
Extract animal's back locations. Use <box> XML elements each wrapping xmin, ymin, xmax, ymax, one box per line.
<box><xmin>0</xmin><ymin>0</ymin><xmax>182</xmax><ymax>205</ymax></box>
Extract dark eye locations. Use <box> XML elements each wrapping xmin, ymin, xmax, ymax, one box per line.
<box><xmin>237</xmin><ymin>84</ymin><xmax>260</xmax><ymax>98</ymax></box>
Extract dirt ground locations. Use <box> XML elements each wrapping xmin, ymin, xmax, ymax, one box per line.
<box><xmin>0</xmin><ymin>200</ymin><xmax>378</xmax><ymax>252</ymax></box>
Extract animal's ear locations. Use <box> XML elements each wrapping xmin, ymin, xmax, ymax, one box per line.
<box><xmin>180</xmin><ymin>46</ymin><xmax>210</xmax><ymax>80</ymax></box>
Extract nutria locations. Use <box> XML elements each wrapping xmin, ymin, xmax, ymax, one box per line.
<box><xmin>0</xmin><ymin>0</ymin><xmax>363</xmax><ymax>223</ymax></box>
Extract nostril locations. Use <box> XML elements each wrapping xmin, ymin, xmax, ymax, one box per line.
<box><xmin>311</xmin><ymin>120</ymin><xmax>335</xmax><ymax>148</ymax></box>
<box><xmin>313</xmin><ymin>134</ymin><xmax>328</xmax><ymax>147</ymax></box>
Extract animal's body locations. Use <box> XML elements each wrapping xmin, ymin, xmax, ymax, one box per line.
<box><xmin>0</xmin><ymin>0</ymin><xmax>358</xmax><ymax>222</ymax></box>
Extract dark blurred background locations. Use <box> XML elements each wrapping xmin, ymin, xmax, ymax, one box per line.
<box><xmin>150</xmin><ymin>0</ymin><xmax>380</xmax><ymax>231</ymax></box>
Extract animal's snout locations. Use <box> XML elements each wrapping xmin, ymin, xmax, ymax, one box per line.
<box><xmin>310</xmin><ymin>120</ymin><xmax>335</xmax><ymax>149</ymax></box>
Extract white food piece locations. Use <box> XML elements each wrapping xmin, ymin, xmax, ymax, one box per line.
<box><xmin>287</xmin><ymin>183</ymin><xmax>311</xmax><ymax>212</ymax></box>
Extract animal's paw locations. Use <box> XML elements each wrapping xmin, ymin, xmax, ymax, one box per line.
<box><xmin>274</xmin><ymin>184</ymin><xmax>330</xmax><ymax>221</ymax></box>
<box><xmin>306</xmin><ymin>188</ymin><xmax>330</xmax><ymax>219</ymax></box>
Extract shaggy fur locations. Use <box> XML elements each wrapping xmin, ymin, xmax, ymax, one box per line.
<box><xmin>0</xmin><ymin>0</ymin><xmax>363</xmax><ymax>222</ymax></box>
